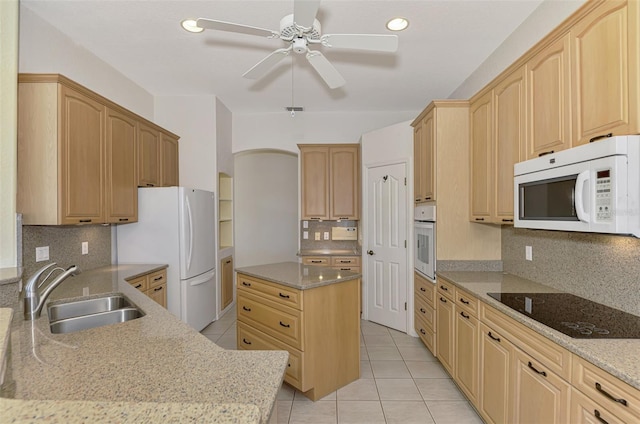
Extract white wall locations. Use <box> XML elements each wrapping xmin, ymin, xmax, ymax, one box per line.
<box><xmin>450</xmin><ymin>0</ymin><xmax>587</xmax><ymax>99</ymax></box>
<box><xmin>216</xmin><ymin>99</ymin><xmax>234</xmax><ymax>178</ymax></box>
<box><xmin>233</xmin><ymin>111</ymin><xmax>417</xmax><ymax>154</ymax></box>
<box><xmin>234</xmin><ymin>150</ymin><xmax>299</xmax><ymax>268</ymax></box>
<box><xmin>0</xmin><ymin>0</ymin><xmax>18</xmax><ymax>267</ymax></box>
<box><xmin>154</xmin><ymin>96</ymin><xmax>217</xmax><ymax>192</ymax></box>
<box><xmin>18</xmin><ymin>6</ymin><xmax>154</xmax><ymax>120</ymax></box>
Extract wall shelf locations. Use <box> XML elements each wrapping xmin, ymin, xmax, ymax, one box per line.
<box><xmin>219</xmin><ymin>173</ymin><xmax>233</xmax><ymax>249</ymax></box>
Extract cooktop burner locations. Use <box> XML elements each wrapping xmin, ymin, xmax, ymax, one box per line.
<box><xmin>487</xmin><ymin>292</ymin><xmax>640</xmax><ymax>339</ymax></box>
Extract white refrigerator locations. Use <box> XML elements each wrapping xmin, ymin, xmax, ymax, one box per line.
<box><xmin>116</xmin><ymin>187</ymin><xmax>217</xmax><ymax>331</ymax></box>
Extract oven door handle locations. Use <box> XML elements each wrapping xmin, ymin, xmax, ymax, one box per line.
<box><xmin>575</xmin><ymin>170</ymin><xmax>590</xmax><ymax>223</ymax></box>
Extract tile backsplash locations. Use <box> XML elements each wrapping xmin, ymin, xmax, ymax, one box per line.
<box><xmin>22</xmin><ymin>225</ymin><xmax>111</xmax><ymax>279</ymax></box>
<box><xmin>502</xmin><ymin>226</ymin><xmax>640</xmax><ymax>316</ymax></box>
<box><xmin>299</xmin><ymin>220</ymin><xmax>360</xmax><ymax>251</ymax></box>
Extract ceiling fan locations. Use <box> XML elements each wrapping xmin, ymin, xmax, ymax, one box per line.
<box><xmin>195</xmin><ymin>0</ymin><xmax>399</xmax><ymax>89</ymax></box>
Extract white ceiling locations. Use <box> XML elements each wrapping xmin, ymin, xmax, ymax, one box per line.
<box><xmin>21</xmin><ymin>0</ymin><xmax>545</xmax><ymax>114</ymax></box>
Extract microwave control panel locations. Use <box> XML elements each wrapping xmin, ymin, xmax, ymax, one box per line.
<box><xmin>595</xmin><ymin>169</ymin><xmax>612</xmax><ymax>221</ymax></box>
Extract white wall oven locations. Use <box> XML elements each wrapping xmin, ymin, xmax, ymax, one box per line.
<box><xmin>414</xmin><ymin>205</ymin><xmax>435</xmax><ymax>281</ymax></box>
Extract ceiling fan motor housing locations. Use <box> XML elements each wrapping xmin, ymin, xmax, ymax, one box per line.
<box><xmin>280</xmin><ymin>14</ymin><xmax>321</xmax><ymax>40</ymax></box>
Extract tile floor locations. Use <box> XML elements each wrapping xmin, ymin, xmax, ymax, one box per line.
<box><xmin>201</xmin><ymin>309</ymin><xmax>483</xmax><ymax>424</ymax></box>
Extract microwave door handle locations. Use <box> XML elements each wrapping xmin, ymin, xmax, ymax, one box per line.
<box><xmin>575</xmin><ymin>170</ymin><xmax>591</xmax><ymax>223</ymax></box>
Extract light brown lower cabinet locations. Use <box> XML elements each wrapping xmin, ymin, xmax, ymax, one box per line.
<box><xmin>435</xmin><ymin>289</ymin><xmax>455</xmax><ymax>376</ymax></box>
<box><xmin>220</xmin><ymin>255</ymin><xmax>234</xmax><ymax>310</ymax></box>
<box><xmin>127</xmin><ymin>268</ymin><xmax>167</xmax><ymax>309</ymax></box>
<box><xmin>479</xmin><ymin>323</ymin><xmax>514</xmax><ymax>424</ymax></box>
<box><xmin>454</xmin><ymin>306</ymin><xmax>479</xmax><ymax>405</ymax></box>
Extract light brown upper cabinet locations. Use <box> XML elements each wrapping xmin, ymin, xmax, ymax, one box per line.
<box><xmin>571</xmin><ymin>0</ymin><xmax>639</xmax><ymax>145</ymax></box>
<box><xmin>469</xmin><ymin>91</ymin><xmax>493</xmax><ymax>223</ymax></box>
<box><xmin>299</xmin><ymin>144</ymin><xmax>360</xmax><ymax>220</ymax></box>
<box><xmin>413</xmin><ymin>109</ymin><xmax>436</xmax><ymax>203</ymax></box>
<box><xmin>137</xmin><ymin>122</ymin><xmax>161</xmax><ymax>187</ymax></box>
<box><xmin>526</xmin><ymin>33</ymin><xmax>572</xmax><ymax>159</ymax></box>
<box><xmin>160</xmin><ymin>132</ymin><xmax>180</xmax><ymax>187</ymax></box>
<box><xmin>105</xmin><ymin>107</ymin><xmax>138</xmax><ymax>224</ymax></box>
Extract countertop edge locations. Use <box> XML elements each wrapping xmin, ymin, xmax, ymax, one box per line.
<box><xmin>0</xmin><ymin>267</ymin><xmax>22</xmax><ymax>286</ymax></box>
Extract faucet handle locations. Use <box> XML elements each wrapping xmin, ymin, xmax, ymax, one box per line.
<box><xmin>23</xmin><ymin>262</ymin><xmax>57</xmax><ymax>294</ymax></box>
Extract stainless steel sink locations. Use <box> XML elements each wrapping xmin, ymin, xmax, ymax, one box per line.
<box><xmin>50</xmin><ymin>308</ymin><xmax>144</xmax><ymax>334</ymax></box>
<box><xmin>48</xmin><ymin>293</ymin><xmax>134</xmax><ymax>321</ymax></box>
<box><xmin>47</xmin><ymin>293</ymin><xmax>144</xmax><ymax>334</ymax></box>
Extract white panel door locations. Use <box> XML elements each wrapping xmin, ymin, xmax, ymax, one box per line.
<box><xmin>366</xmin><ymin>163</ymin><xmax>408</xmax><ymax>332</ymax></box>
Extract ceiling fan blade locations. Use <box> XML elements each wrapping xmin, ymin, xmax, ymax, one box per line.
<box><xmin>294</xmin><ymin>0</ymin><xmax>321</xmax><ymax>29</ymax></box>
<box><xmin>243</xmin><ymin>48</ymin><xmax>291</xmax><ymax>80</ymax></box>
<box><xmin>306</xmin><ymin>50</ymin><xmax>345</xmax><ymax>89</ymax></box>
<box><xmin>196</xmin><ymin>18</ymin><xmax>278</xmax><ymax>38</ymax></box>
<box><xmin>321</xmin><ymin>34</ymin><xmax>399</xmax><ymax>52</ymax></box>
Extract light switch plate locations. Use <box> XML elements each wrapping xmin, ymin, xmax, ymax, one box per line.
<box><xmin>82</xmin><ymin>241</ymin><xmax>89</xmax><ymax>255</ymax></box>
<box><xmin>323</xmin><ymin>231</ymin><xmax>330</xmax><ymax>240</ymax></box>
<box><xmin>303</xmin><ymin>231</ymin><xmax>309</xmax><ymax>240</ymax></box>
<box><xmin>35</xmin><ymin>246</ymin><xmax>49</xmax><ymax>262</ymax></box>
<box><xmin>303</xmin><ymin>221</ymin><xmax>309</xmax><ymax>229</ymax></box>
<box><xmin>525</xmin><ymin>246</ymin><xmax>533</xmax><ymax>261</ymax></box>
<box><xmin>315</xmin><ymin>232</ymin><xmax>320</xmax><ymax>241</ymax></box>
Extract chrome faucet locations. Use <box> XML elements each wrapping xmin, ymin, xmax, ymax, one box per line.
<box><xmin>22</xmin><ymin>263</ymin><xmax>82</xmax><ymax>320</ymax></box>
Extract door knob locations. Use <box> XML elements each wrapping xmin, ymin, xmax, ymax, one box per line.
<box><xmin>367</xmin><ymin>250</ymin><xmax>375</xmax><ymax>255</ymax></box>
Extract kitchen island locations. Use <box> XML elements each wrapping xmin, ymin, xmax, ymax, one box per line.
<box><xmin>236</xmin><ymin>262</ymin><xmax>361</xmax><ymax>401</ymax></box>
<box><xmin>0</xmin><ymin>264</ymin><xmax>288</xmax><ymax>423</ymax></box>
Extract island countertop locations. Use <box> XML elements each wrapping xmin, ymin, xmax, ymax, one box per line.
<box><xmin>2</xmin><ymin>264</ymin><xmax>288</xmax><ymax>423</ymax></box>
<box><xmin>236</xmin><ymin>261</ymin><xmax>361</xmax><ymax>290</ymax></box>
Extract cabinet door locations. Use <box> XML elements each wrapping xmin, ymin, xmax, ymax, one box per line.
<box><xmin>527</xmin><ymin>33</ymin><xmax>572</xmax><ymax>158</ymax></box>
<box><xmin>479</xmin><ymin>323</ymin><xmax>514</xmax><ymax>424</ymax></box>
<box><xmin>512</xmin><ymin>348</ymin><xmax>570</xmax><ymax>424</ymax></box>
<box><xmin>469</xmin><ymin>90</ymin><xmax>493</xmax><ymax>223</ymax></box>
<box><xmin>160</xmin><ymin>132</ymin><xmax>179</xmax><ymax>187</ymax></box>
<box><xmin>435</xmin><ymin>294</ymin><xmax>455</xmax><ymax>376</ymax></box>
<box><xmin>493</xmin><ymin>67</ymin><xmax>526</xmax><ymax>224</ymax></box>
<box><xmin>300</xmin><ymin>146</ymin><xmax>329</xmax><ymax>220</ymax></box>
<box><xmin>422</xmin><ymin>112</ymin><xmax>436</xmax><ymax>202</ymax></box>
<box><xmin>413</xmin><ymin>123</ymin><xmax>424</xmax><ymax>203</ymax></box>
<box><xmin>59</xmin><ymin>85</ymin><xmax>105</xmax><ymax>224</ymax></box>
<box><xmin>221</xmin><ymin>256</ymin><xmax>234</xmax><ymax>310</ymax></box>
<box><xmin>455</xmin><ymin>308</ymin><xmax>479</xmax><ymax>405</ymax></box>
<box><xmin>105</xmin><ymin>107</ymin><xmax>137</xmax><ymax>224</ymax></box>
<box><xmin>572</xmin><ymin>0</ymin><xmax>638</xmax><ymax>145</ymax></box>
<box><xmin>137</xmin><ymin>122</ymin><xmax>160</xmax><ymax>187</ymax></box>
<box><xmin>330</xmin><ymin>145</ymin><xmax>359</xmax><ymax>219</ymax></box>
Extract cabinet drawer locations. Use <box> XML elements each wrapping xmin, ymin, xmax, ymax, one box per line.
<box><xmin>415</xmin><ymin>272</ymin><xmax>435</xmax><ymax>305</ymax></box>
<box><xmin>331</xmin><ymin>256</ymin><xmax>361</xmax><ymax>266</ymax></box>
<box><xmin>237</xmin><ymin>291</ymin><xmax>303</xmax><ymax>350</ymax></box>
<box><xmin>415</xmin><ymin>295</ymin><xmax>435</xmax><ymax>330</ymax></box>
<box><xmin>332</xmin><ymin>266</ymin><xmax>360</xmax><ymax>273</ymax></box>
<box><xmin>148</xmin><ymin>269</ymin><xmax>167</xmax><ymax>289</ymax></box>
<box><xmin>571</xmin><ymin>387</ymin><xmax>628</xmax><ymax>424</ymax></box>
<box><xmin>127</xmin><ymin>275</ymin><xmax>148</xmax><ymax>292</ymax></box>
<box><xmin>237</xmin><ymin>274</ymin><xmax>302</xmax><ymax>310</ymax></box>
<box><xmin>437</xmin><ymin>277</ymin><xmax>454</xmax><ymax>300</ymax></box>
<box><xmin>302</xmin><ymin>257</ymin><xmax>329</xmax><ymax>266</ymax></box>
<box><xmin>481</xmin><ymin>303</ymin><xmax>572</xmax><ymax>380</ymax></box>
<box><xmin>455</xmin><ymin>287</ymin><xmax>479</xmax><ymax>317</ymax></box>
<box><xmin>237</xmin><ymin>322</ymin><xmax>307</xmax><ymax>392</ymax></box>
<box><xmin>414</xmin><ymin>312</ymin><xmax>435</xmax><ymax>355</ymax></box>
<box><xmin>572</xmin><ymin>356</ymin><xmax>640</xmax><ymax>422</ymax></box>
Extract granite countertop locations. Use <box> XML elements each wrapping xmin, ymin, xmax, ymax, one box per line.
<box><xmin>1</xmin><ymin>264</ymin><xmax>288</xmax><ymax>423</ymax></box>
<box><xmin>437</xmin><ymin>271</ymin><xmax>640</xmax><ymax>391</ymax></box>
<box><xmin>298</xmin><ymin>249</ymin><xmax>361</xmax><ymax>256</ymax></box>
<box><xmin>236</xmin><ymin>261</ymin><xmax>361</xmax><ymax>290</ymax></box>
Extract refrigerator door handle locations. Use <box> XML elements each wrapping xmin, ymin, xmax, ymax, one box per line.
<box><xmin>188</xmin><ymin>270</ymin><xmax>215</xmax><ymax>286</ymax></box>
<box><xmin>186</xmin><ymin>196</ymin><xmax>194</xmax><ymax>271</ymax></box>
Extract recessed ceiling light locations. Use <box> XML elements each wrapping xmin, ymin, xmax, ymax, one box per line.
<box><xmin>386</xmin><ymin>17</ymin><xmax>409</xmax><ymax>32</ymax></box>
<box><xmin>181</xmin><ymin>19</ymin><xmax>203</xmax><ymax>33</ymax></box>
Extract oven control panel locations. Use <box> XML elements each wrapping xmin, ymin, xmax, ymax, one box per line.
<box><xmin>595</xmin><ymin>169</ymin><xmax>612</xmax><ymax>222</ymax></box>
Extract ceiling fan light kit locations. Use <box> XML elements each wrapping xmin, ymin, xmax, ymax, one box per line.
<box><xmin>191</xmin><ymin>0</ymin><xmax>398</xmax><ymax>89</ymax></box>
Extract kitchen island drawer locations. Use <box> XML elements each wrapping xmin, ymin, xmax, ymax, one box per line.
<box><xmin>237</xmin><ymin>290</ymin><xmax>303</xmax><ymax>350</ymax></box>
<box><xmin>572</xmin><ymin>356</ymin><xmax>640</xmax><ymax>422</ymax></box>
<box><xmin>237</xmin><ymin>322</ymin><xmax>307</xmax><ymax>392</ymax></box>
<box><xmin>147</xmin><ymin>269</ymin><xmax>167</xmax><ymax>289</ymax></box>
<box><xmin>127</xmin><ymin>275</ymin><xmax>148</xmax><ymax>292</ymax></box>
<box><xmin>332</xmin><ymin>266</ymin><xmax>360</xmax><ymax>272</ymax></box>
<box><xmin>301</xmin><ymin>257</ymin><xmax>329</xmax><ymax>266</ymax></box>
<box><xmin>331</xmin><ymin>256</ymin><xmax>361</xmax><ymax>267</ymax></box>
<box><xmin>237</xmin><ymin>274</ymin><xmax>302</xmax><ymax>310</ymax></box>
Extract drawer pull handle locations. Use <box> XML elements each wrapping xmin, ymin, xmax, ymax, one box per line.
<box><xmin>589</xmin><ymin>133</ymin><xmax>613</xmax><ymax>143</ymax></box>
<box><xmin>79</xmin><ymin>219</ymin><xmax>92</xmax><ymax>223</ymax></box>
<box><xmin>279</xmin><ymin>321</ymin><xmax>291</xmax><ymax>328</ymax></box>
<box><xmin>242</xmin><ymin>282</ymin><xmax>251</xmax><ymax>287</ymax></box>
<box><xmin>311</xmin><ymin>260</ymin><xmax>322</xmax><ymax>263</ymax></box>
<box><xmin>475</xmin><ymin>217</ymin><xmax>485</xmax><ymax>221</ymax></box>
<box><xmin>340</xmin><ymin>268</ymin><xmax>351</xmax><ymax>271</ymax></box>
<box><xmin>119</xmin><ymin>218</ymin><xmax>129</xmax><ymax>222</ymax></box>
<box><xmin>415</xmin><ymin>198</ymin><xmax>422</xmax><ymax>202</ymax></box>
<box><xmin>242</xmin><ymin>338</ymin><xmax>252</xmax><ymax>345</ymax></box>
<box><xmin>488</xmin><ymin>332</ymin><xmax>501</xmax><ymax>342</ymax></box>
<box><xmin>225</xmin><ymin>260</ymin><xmax>232</xmax><ymax>264</ymax></box>
<box><xmin>279</xmin><ymin>293</ymin><xmax>290</xmax><ymax>299</ymax></box>
<box><xmin>439</xmin><ymin>297</ymin><xmax>447</xmax><ymax>303</ymax></box>
<box><xmin>153</xmin><ymin>286</ymin><xmax>163</xmax><ymax>292</ymax></box>
<box><xmin>425</xmin><ymin>196</ymin><xmax>432</xmax><ymax>200</ymax></box>
<box><xmin>146</xmin><ymin>184</ymin><xmax>155</xmax><ymax>187</ymax></box>
<box><xmin>420</xmin><ymin>287</ymin><xmax>426</xmax><ymax>292</ymax></box>
<box><xmin>339</xmin><ymin>260</ymin><xmax>350</xmax><ymax>263</ymax></box>
<box><xmin>460</xmin><ymin>311</ymin><xmax>470</xmax><ymax>319</ymax></box>
<box><xmin>502</xmin><ymin>219</ymin><xmax>514</xmax><ymax>223</ymax></box>
<box><xmin>419</xmin><ymin>328</ymin><xmax>426</xmax><ymax>335</ymax></box>
<box><xmin>538</xmin><ymin>150</ymin><xmax>555</xmax><ymax>157</ymax></box>
<box><xmin>595</xmin><ymin>382</ymin><xmax>628</xmax><ymax>406</ymax></box>
<box><xmin>134</xmin><ymin>283</ymin><xmax>143</xmax><ymax>289</ymax></box>
<box><xmin>153</xmin><ymin>276</ymin><xmax>163</xmax><ymax>281</ymax></box>
<box><xmin>242</xmin><ymin>306</ymin><xmax>251</xmax><ymax>312</ymax></box>
<box><xmin>527</xmin><ymin>361</ymin><xmax>547</xmax><ymax>377</ymax></box>
<box><xmin>439</xmin><ymin>285</ymin><xmax>448</xmax><ymax>291</ymax></box>
<box><xmin>593</xmin><ymin>410</ymin><xmax>609</xmax><ymax>424</ymax></box>
<box><xmin>420</xmin><ymin>308</ymin><xmax>426</xmax><ymax>314</ymax></box>
<box><xmin>460</xmin><ymin>298</ymin><xmax>470</xmax><ymax>305</ymax></box>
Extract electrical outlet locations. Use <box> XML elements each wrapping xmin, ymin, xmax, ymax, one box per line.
<box><xmin>82</xmin><ymin>241</ymin><xmax>89</xmax><ymax>255</ymax></box>
<box><xmin>525</xmin><ymin>245</ymin><xmax>533</xmax><ymax>261</ymax></box>
<box><xmin>315</xmin><ymin>232</ymin><xmax>320</xmax><ymax>241</ymax></box>
<box><xmin>323</xmin><ymin>231</ymin><xmax>330</xmax><ymax>240</ymax></box>
<box><xmin>35</xmin><ymin>246</ymin><xmax>49</xmax><ymax>262</ymax></box>
<box><xmin>303</xmin><ymin>231</ymin><xmax>309</xmax><ymax>240</ymax></box>
<box><xmin>303</xmin><ymin>220</ymin><xmax>309</xmax><ymax>229</ymax></box>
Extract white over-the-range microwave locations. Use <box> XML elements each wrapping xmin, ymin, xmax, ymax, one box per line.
<box><xmin>514</xmin><ymin>135</ymin><xmax>640</xmax><ymax>237</ymax></box>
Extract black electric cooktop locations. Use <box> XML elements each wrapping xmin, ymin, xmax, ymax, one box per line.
<box><xmin>487</xmin><ymin>292</ymin><xmax>640</xmax><ymax>339</ymax></box>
